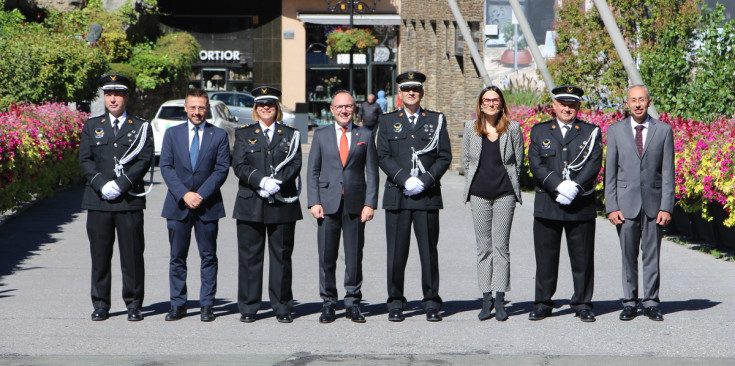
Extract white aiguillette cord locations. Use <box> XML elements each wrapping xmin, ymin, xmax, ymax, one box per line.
<box><xmin>410</xmin><ymin>114</ymin><xmax>443</xmax><ymax>177</ymax></box>
<box><xmin>270</xmin><ymin>130</ymin><xmax>301</xmax><ymax>203</ymax></box>
<box><xmin>113</xmin><ymin>122</ymin><xmax>154</xmax><ymax>197</ymax></box>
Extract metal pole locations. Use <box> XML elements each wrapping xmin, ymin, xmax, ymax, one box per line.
<box><xmin>513</xmin><ymin>23</ymin><xmax>518</xmax><ymax>70</ymax></box>
<box><xmin>445</xmin><ymin>0</ymin><xmax>492</xmax><ymax>86</ymax></box>
<box><xmin>592</xmin><ymin>0</ymin><xmax>658</xmax><ymax>117</ymax></box>
<box><xmin>349</xmin><ymin>0</ymin><xmax>354</xmax><ymax>94</ymax></box>
<box><xmin>507</xmin><ymin>0</ymin><xmax>555</xmax><ymax>95</ymax></box>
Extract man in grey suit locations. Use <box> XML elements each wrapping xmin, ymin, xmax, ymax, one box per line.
<box><xmin>307</xmin><ymin>90</ymin><xmax>379</xmax><ymax>323</ymax></box>
<box><xmin>605</xmin><ymin>85</ymin><xmax>674</xmax><ymax>322</ymax></box>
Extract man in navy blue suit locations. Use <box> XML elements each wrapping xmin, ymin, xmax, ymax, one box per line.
<box><xmin>159</xmin><ymin>88</ymin><xmax>231</xmax><ymax>322</ymax></box>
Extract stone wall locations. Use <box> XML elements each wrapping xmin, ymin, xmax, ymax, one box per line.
<box><xmin>399</xmin><ymin>0</ymin><xmax>484</xmax><ymax>170</ymax></box>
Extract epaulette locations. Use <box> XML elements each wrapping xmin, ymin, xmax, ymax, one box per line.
<box><xmin>423</xmin><ymin>108</ymin><xmax>442</xmax><ymax>114</ymax></box>
<box><xmin>89</xmin><ymin>114</ymin><xmax>105</xmax><ymax>120</ymax></box>
<box><xmin>533</xmin><ymin>119</ymin><xmax>553</xmax><ymax>126</ymax></box>
<box><xmin>135</xmin><ymin>116</ymin><xmax>149</xmax><ymax>122</ymax></box>
<box><xmin>383</xmin><ymin>109</ymin><xmax>400</xmax><ymax>115</ymax></box>
<box><xmin>277</xmin><ymin>122</ymin><xmax>296</xmax><ymax>130</ymax></box>
<box><xmin>577</xmin><ymin>119</ymin><xmax>596</xmax><ymax>127</ymax></box>
<box><xmin>239</xmin><ymin>122</ymin><xmax>259</xmax><ymax>129</ymax></box>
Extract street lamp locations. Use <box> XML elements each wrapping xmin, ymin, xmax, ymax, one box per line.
<box><xmin>324</xmin><ymin>1</ymin><xmax>379</xmax><ymax>94</ymax></box>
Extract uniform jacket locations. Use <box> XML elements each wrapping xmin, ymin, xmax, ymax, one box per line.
<box><xmin>376</xmin><ymin>108</ymin><xmax>452</xmax><ymax>210</ymax></box>
<box><xmin>461</xmin><ymin>119</ymin><xmax>524</xmax><ymax>204</ymax></box>
<box><xmin>79</xmin><ymin>113</ymin><xmax>154</xmax><ymax>211</ymax></box>
<box><xmin>604</xmin><ymin>117</ymin><xmax>675</xmax><ymax>218</ymax></box>
<box><xmin>160</xmin><ymin>121</ymin><xmax>231</xmax><ymax>221</ymax></box>
<box><xmin>231</xmin><ymin>122</ymin><xmax>303</xmax><ymax>224</ymax></box>
<box><xmin>528</xmin><ymin>118</ymin><xmax>603</xmax><ymax>221</ymax></box>
<box><xmin>307</xmin><ymin>123</ymin><xmax>379</xmax><ymax>215</ymax></box>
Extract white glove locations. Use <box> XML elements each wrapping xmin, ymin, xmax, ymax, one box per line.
<box><xmin>556</xmin><ymin>193</ymin><xmax>573</xmax><ymax>205</ymax></box>
<box><xmin>101</xmin><ymin>181</ymin><xmax>121</xmax><ymax>200</ymax></box>
<box><xmin>264</xmin><ymin>178</ymin><xmax>282</xmax><ymax>195</ymax></box>
<box><xmin>257</xmin><ymin>189</ymin><xmax>270</xmax><ymax>198</ymax></box>
<box><xmin>556</xmin><ymin>180</ymin><xmax>579</xmax><ymax>200</ymax></box>
<box><xmin>403</xmin><ymin>177</ymin><xmax>425</xmax><ymax>196</ymax></box>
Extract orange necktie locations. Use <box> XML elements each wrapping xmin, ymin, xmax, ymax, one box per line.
<box><xmin>339</xmin><ymin>127</ymin><xmax>349</xmax><ymax>166</ymax></box>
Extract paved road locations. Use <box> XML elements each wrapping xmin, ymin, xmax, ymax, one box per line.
<box><xmin>0</xmin><ymin>155</ymin><xmax>733</xmax><ymax>365</ymax></box>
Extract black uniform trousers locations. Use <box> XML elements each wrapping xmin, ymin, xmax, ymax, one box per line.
<box><xmin>167</xmin><ymin>214</ymin><xmax>219</xmax><ymax>307</ymax></box>
<box><xmin>87</xmin><ymin>210</ymin><xmax>145</xmax><ymax>311</ymax></box>
<box><xmin>533</xmin><ymin>217</ymin><xmax>595</xmax><ymax>311</ymax></box>
<box><xmin>236</xmin><ymin>220</ymin><xmax>295</xmax><ymax>315</ymax></box>
<box><xmin>318</xmin><ymin>199</ymin><xmax>364</xmax><ymax>308</ymax></box>
<box><xmin>385</xmin><ymin>209</ymin><xmax>442</xmax><ymax>311</ymax></box>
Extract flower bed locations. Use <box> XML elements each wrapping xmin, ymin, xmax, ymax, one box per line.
<box><xmin>0</xmin><ymin>103</ymin><xmax>87</xmax><ymax>212</ymax></box>
<box><xmin>510</xmin><ymin>105</ymin><xmax>735</xmax><ymax>227</ymax></box>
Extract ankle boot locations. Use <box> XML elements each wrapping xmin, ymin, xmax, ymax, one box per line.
<box><xmin>495</xmin><ymin>292</ymin><xmax>508</xmax><ymax>321</ymax></box>
<box><xmin>478</xmin><ymin>292</ymin><xmax>494</xmax><ymax>321</ymax></box>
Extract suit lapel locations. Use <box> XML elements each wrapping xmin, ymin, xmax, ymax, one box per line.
<box><xmin>550</xmin><ymin>120</ymin><xmax>564</xmax><ymax>144</ymax></box>
<box><xmin>641</xmin><ymin>118</ymin><xmax>658</xmax><ymax>158</ymax></box>
<box><xmin>499</xmin><ymin>131</ymin><xmax>508</xmax><ymax>162</ymax></box>
<box><xmin>192</xmin><ymin>122</ymin><xmax>215</xmax><ymax>172</ymax></box>
<box><xmin>413</xmin><ymin>110</ymin><xmax>428</xmax><ymax>132</ymax></box>
<box><xmin>346</xmin><ymin>123</ymin><xmax>359</xmax><ymax>166</ymax></box>
<box><xmin>114</xmin><ymin>117</ymin><xmax>133</xmax><ymax>143</ymax></box>
<box><xmin>269</xmin><ymin>123</ymin><xmax>284</xmax><ymax>150</ymax></box>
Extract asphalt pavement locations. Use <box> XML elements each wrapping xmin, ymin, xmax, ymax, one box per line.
<box><xmin>0</xmin><ymin>152</ymin><xmax>733</xmax><ymax>365</ymax></box>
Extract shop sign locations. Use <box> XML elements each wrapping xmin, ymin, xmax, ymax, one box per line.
<box><xmin>199</xmin><ymin>50</ymin><xmax>241</xmax><ymax>62</ymax></box>
<box><xmin>336</xmin><ymin>53</ymin><xmax>366</xmax><ymax>65</ymax></box>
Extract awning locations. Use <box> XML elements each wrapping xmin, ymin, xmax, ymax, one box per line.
<box><xmin>297</xmin><ymin>13</ymin><xmax>401</xmax><ymax>26</ymax></box>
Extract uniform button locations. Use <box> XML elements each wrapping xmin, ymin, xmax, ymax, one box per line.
<box><xmin>411</xmin><ymin>135</ymin><xmax>414</xmax><ymax>138</ymax></box>
<box><xmin>562</xmin><ymin>147</ymin><xmax>567</xmax><ymax>151</ymax></box>
<box><xmin>113</xmin><ymin>143</ymin><xmax>118</xmax><ymax>147</ymax></box>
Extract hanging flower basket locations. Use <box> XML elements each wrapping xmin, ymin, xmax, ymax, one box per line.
<box><xmin>325</xmin><ymin>28</ymin><xmax>378</xmax><ymax>58</ymax></box>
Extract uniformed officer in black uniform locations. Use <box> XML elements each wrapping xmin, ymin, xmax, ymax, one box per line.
<box><xmin>79</xmin><ymin>74</ymin><xmax>154</xmax><ymax>321</ymax></box>
<box><xmin>376</xmin><ymin>71</ymin><xmax>452</xmax><ymax>322</ymax></box>
<box><xmin>527</xmin><ymin>85</ymin><xmax>603</xmax><ymax>322</ymax></box>
<box><xmin>232</xmin><ymin>86</ymin><xmax>302</xmax><ymax>323</ymax></box>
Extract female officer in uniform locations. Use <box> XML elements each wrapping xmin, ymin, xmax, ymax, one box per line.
<box><xmin>232</xmin><ymin>86</ymin><xmax>302</xmax><ymax>323</ymax></box>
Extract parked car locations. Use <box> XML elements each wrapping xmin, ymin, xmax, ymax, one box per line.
<box><xmin>208</xmin><ymin>90</ymin><xmax>295</xmax><ymax>126</ymax></box>
<box><xmin>151</xmin><ymin>99</ymin><xmax>240</xmax><ymax>156</ymax></box>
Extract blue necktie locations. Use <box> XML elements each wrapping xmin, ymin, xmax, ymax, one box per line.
<box><xmin>190</xmin><ymin>126</ymin><xmax>199</xmax><ymax>169</ymax></box>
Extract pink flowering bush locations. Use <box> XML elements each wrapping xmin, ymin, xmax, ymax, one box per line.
<box><xmin>510</xmin><ymin>105</ymin><xmax>735</xmax><ymax>227</ymax></box>
<box><xmin>0</xmin><ymin>103</ymin><xmax>87</xmax><ymax>212</ymax></box>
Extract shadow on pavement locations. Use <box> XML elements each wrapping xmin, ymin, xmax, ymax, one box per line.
<box><xmin>0</xmin><ymin>185</ymin><xmax>84</xmax><ymax>295</ymax></box>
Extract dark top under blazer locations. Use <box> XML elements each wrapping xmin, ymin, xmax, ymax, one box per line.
<box><xmin>528</xmin><ymin>118</ymin><xmax>603</xmax><ymax>221</ymax></box>
<box><xmin>376</xmin><ymin>109</ymin><xmax>452</xmax><ymax>210</ymax></box>
<box><xmin>461</xmin><ymin>120</ymin><xmax>524</xmax><ymax>204</ymax></box>
<box><xmin>79</xmin><ymin>113</ymin><xmax>154</xmax><ymax>211</ymax></box>
<box><xmin>307</xmin><ymin>124</ymin><xmax>379</xmax><ymax>215</ymax></box>
<box><xmin>231</xmin><ymin>122</ymin><xmax>303</xmax><ymax>224</ymax></box>
<box><xmin>159</xmin><ymin>121</ymin><xmax>231</xmax><ymax>221</ymax></box>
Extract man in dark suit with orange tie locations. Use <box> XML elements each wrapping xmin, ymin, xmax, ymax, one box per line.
<box><xmin>307</xmin><ymin>90</ymin><xmax>379</xmax><ymax>323</ymax></box>
<box><xmin>159</xmin><ymin>89</ymin><xmax>230</xmax><ymax>322</ymax></box>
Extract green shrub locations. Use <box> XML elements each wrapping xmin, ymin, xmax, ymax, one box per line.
<box><xmin>129</xmin><ymin>32</ymin><xmax>200</xmax><ymax>90</ymax></box>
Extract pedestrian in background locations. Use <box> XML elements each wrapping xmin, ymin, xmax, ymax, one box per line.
<box><xmin>231</xmin><ymin>86</ymin><xmax>302</xmax><ymax>324</ymax></box>
<box><xmin>357</xmin><ymin>93</ymin><xmax>382</xmax><ymax>131</ymax></box>
<box><xmin>79</xmin><ymin>74</ymin><xmax>154</xmax><ymax>322</ymax></box>
<box><xmin>461</xmin><ymin>85</ymin><xmax>524</xmax><ymax>321</ymax></box>
<box><xmin>159</xmin><ymin>89</ymin><xmax>230</xmax><ymax>322</ymax></box>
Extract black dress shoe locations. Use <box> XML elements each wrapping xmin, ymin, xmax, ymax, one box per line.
<box><xmin>643</xmin><ymin>306</ymin><xmax>664</xmax><ymax>321</ymax></box>
<box><xmin>619</xmin><ymin>306</ymin><xmax>638</xmax><ymax>321</ymax></box>
<box><xmin>319</xmin><ymin>307</ymin><xmax>336</xmax><ymax>323</ymax></box>
<box><xmin>575</xmin><ymin>309</ymin><xmax>596</xmax><ymax>322</ymax></box>
<box><xmin>200</xmin><ymin>305</ymin><xmax>215</xmax><ymax>322</ymax></box>
<box><xmin>91</xmin><ymin>308</ymin><xmax>109</xmax><ymax>321</ymax></box>
<box><xmin>240</xmin><ymin>313</ymin><xmax>256</xmax><ymax>323</ymax></box>
<box><xmin>345</xmin><ymin>305</ymin><xmax>366</xmax><ymax>323</ymax></box>
<box><xmin>165</xmin><ymin>306</ymin><xmax>186</xmax><ymax>321</ymax></box>
<box><xmin>426</xmin><ymin>308</ymin><xmax>442</xmax><ymax>322</ymax></box>
<box><xmin>127</xmin><ymin>308</ymin><xmax>143</xmax><ymax>321</ymax></box>
<box><xmin>528</xmin><ymin>308</ymin><xmax>551</xmax><ymax>321</ymax></box>
<box><xmin>388</xmin><ymin>308</ymin><xmax>404</xmax><ymax>322</ymax></box>
<box><xmin>276</xmin><ymin>313</ymin><xmax>293</xmax><ymax>323</ymax></box>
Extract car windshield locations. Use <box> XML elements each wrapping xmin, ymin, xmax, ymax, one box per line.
<box><xmin>158</xmin><ymin>106</ymin><xmax>212</xmax><ymax>120</ymax></box>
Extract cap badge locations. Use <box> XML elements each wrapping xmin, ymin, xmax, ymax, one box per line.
<box><xmin>94</xmin><ymin>128</ymin><xmax>104</xmax><ymax>138</ymax></box>
<box><xmin>542</xmin><ymin>139</ymin><xmax>551</xmax><ymax>149</ymax></box>
<box><xmin>567</xmin><ymin>87</ymin><xmax>573</xmax><ymax>93</ymax></box>
<box><xmin>110</xmin><ymin>75</ymin><xmax>117</xmax><ymax>81</ymax></box>
<box><xmin>261</xmin><ymin>87</ymin><xmax>268</xmax><ymax>94</ymax></box>
<box><xmin>408</xmin><ymin>72</ymin><xmax>414</xmax><ymax>79</ymax></box>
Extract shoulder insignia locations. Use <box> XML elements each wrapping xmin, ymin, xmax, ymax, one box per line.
<box><xmin>90</xmin><ymin>114</ymin><xmax>105</xmax><ymax>120</ymax></box>
<box><xmin>384</xmin><ymin>109</ymin><xmax>400</xmax><ymax>115</ymax></box>
<box><xmin>135</xmin><ymin>116</ymin><xmax>149</xmax><ymax>122</ymax></box>
<box><xmin>425</xmin><ymin>109</ymin><xmax>442</xmax><ymax>114</ymax></box>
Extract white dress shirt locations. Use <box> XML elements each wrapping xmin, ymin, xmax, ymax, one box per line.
<box><xmin>557</xmin><ymin>120</ymin><xmax>574</xmax><ymax>137</ymax></box>
<box><xmin>259</xmin><ymin>121</ymin><xmax>276</xmax><ymax>143</ymax></box>
<box><xmin>334</xmin><ymin>122</ymin><xmax>353</xmax><ymax>150</ymax></box>
<box><xmin>188</xmin><ymin>121</ymin><xmax>204</xmax><ymax>150</ymax></box>
<box><xmin>109</xmin><ymin>112</ymin><xmax>128</xmax><ymax>130</ymax></box>
<box><xmin>630</xmin><ymin>116</ymin><xmax>651</xmax><ymax>149</ymax></box>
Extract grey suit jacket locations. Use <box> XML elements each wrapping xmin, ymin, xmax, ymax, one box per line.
<box><xmin>461</xmin><ymin>120</ymin><xmax>524</xmax><ymax>204</ymax></box>
<box><xmin>605</xmin><ymin>116</ymin><xmax>675</xmax><ymax>218</ymax></box>
<box><xmin>307</xmin><ymin>123</ymin><xmax>379</xmax><ymax>215</ymax></box>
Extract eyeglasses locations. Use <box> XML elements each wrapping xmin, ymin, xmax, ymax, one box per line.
<box><xmin>331</xmin><ymin>104</ymin><xmax>355</xmax><ymax>111</ymax></box>
<box><xmin>400</xmin><ymin>86</ymin><xmax>423</xmax><ymax>92</ymax></box>
<box><xmin>186</xmin><ymin>105</ymin><xmax>207</xmax><ymax>111</ymax></box>
<box><xmin>256</xmin><ymin>101</ymin><xmax>277</xmax><ymax>107</ymax></box>
<box><xmin>481</xmin><ymin>98</ymin><xmax>501</xmax><ymax>105</ymax></box>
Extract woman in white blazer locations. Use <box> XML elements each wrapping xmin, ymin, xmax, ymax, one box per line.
<box><xmin>461</xmin><ymin>85</ymin><xmax>524</xmax><ymax>321</ymax></box>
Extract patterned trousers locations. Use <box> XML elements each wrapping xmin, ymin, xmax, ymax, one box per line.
<box><xmin>470</xmin><ymin>194</ymin><xmax>516</xmax><ymax>293</ymax></box>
